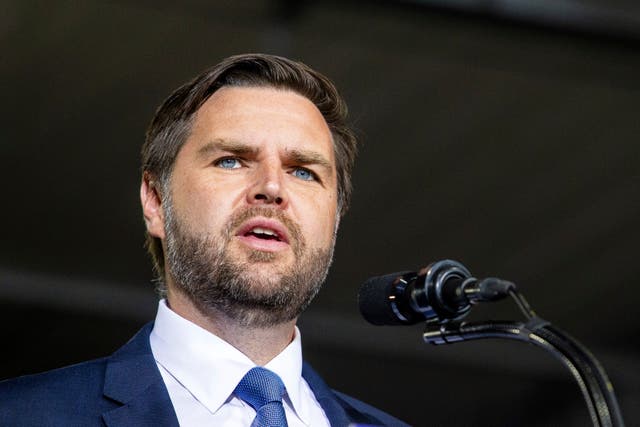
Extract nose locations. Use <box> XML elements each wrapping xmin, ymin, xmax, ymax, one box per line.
<box><xmin>247</xmin><ymin>162</ymin><xmax>288</xmax><ymax>208</ymax></box>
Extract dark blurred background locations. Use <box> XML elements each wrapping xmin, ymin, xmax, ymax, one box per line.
<box><xmin>1</xmin><ymin>1</ymin><xmax>639</xmax><ymax>426</ymax></box>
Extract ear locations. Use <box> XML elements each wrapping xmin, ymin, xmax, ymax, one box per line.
<box><xmin>141</xmin><ymin>172</ymin><xmax>166</xmax><ymax>239</ymax></box>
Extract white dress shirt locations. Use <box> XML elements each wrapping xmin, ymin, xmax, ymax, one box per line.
<box><xmin>149</xmin><ymin>300</ymin><xmax>330</xmax><ymax>426</ymax></box>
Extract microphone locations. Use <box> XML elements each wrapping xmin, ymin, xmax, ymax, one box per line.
<box><xmin>358</xmin><ymin>260</ymin><xmax>515</xmax><ymax>326</ymax></box>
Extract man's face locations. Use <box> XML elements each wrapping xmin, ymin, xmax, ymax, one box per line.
<box><xmin>159</xmin><ymin>86</ymin><xmax>339</xmax><ymax>326</ymax></box>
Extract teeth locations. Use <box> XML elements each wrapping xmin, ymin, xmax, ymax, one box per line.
<box><xmin>251</xmin><ymin>227</ymin><xmax>277</xmax><ymax>237</ymax></box>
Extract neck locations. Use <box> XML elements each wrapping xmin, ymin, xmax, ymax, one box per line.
<box><xmin>165</xmin><ymin>287</ymin><xmax>297</xmax><ymax>366</ymax></box>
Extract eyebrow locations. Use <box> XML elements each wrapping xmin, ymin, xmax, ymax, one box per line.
<box><xmin>196</xmin><ymin>139</ymin><xmax>258</xmax><ymax>159</ymax></box>
<box><xmin>285</xmin><ymin>149</ymin><xmax>333</xmax><ymax>173</ymax></box>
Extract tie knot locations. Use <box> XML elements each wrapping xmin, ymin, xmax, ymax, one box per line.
<box><xmin>234</xmin><ymin>367</ymin><xmax>286</xmax><ymax>411</ymax></box>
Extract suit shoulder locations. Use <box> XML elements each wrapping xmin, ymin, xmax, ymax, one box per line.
<box><xmin>0</xmin><ymin>358</ymin><xmax>113</xmax><ymax>426</ymax></box>
<box><xmin>0</xmin><ymin>357</ymin><xmax>109</xmax><ymax>395</ymax></box>
<box><xmin>333</xmin><ymin>390</ymin><xmax>412</xmax><ymax>427</ymax></box>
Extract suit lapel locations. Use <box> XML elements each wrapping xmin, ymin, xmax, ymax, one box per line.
<box><xmin>101</xmin><ymin>323</ymin><xmax>179</xmax><ymax>427</ymax></box>
<box><xmin>302</xmin><ymin>362</ymin><xmax>384</xmax><ymax>427</ymax></box>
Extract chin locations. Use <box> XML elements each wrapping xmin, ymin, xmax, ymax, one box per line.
<box><xmin>245</xmin><ymin>249</ymin><xmax>278</xmax><ymax>263</ymax></box>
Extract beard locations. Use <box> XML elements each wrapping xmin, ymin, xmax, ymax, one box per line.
<box><xmin>164</xmin><ymin>200</ymin><xmax>335</xmax><ymax>328</ymax></box>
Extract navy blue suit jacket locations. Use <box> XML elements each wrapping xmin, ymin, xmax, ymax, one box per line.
<box><xmin>0</xmin><ymin>323</ymin><xmax>409</xmax><ymax>427</ymax></box>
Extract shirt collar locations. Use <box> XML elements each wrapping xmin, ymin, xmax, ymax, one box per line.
<box><xmin>265</xmin><ymin>327</ymin><xmax>306</xmax><ymax>422</ymax></box>
<box><xmin>150</xmin><ymin>299</ymin><xmax>309</xmax><ymax>423</ymax></box>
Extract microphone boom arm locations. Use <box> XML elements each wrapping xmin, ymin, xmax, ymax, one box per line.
<box><xmin>423</xmin><ymin>302</ymin><xmax>625</xmax><ymax>427</ymax></box>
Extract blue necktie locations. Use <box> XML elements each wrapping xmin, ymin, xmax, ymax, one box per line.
<box><xmin>234</xmin><ymin>367</ymin><xmax>289</xmax><ymax>427</ymax></box>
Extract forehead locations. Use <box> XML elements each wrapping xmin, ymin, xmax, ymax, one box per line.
<box><xmin>186</xmin><ymin>86</ymin><xmax>334</xmax><ymax>159</ymax></box>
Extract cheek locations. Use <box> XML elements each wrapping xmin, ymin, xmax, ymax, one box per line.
<box><xmin>172</xmin><ymin>181</ymin><xmax>232</xmax><ymax>231</ymax></box>
<box><xmin>303</xmin><ymin>196</ymin><xmax>338</xmax><ymax>244</ymax></box>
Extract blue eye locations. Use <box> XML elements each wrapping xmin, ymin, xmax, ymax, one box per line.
<box><xmin>292</xmin><ymin>168</ymin><xmax>315</xmax><ymax>181</ymax></box>
<box><xmin>216</xmin><ymin>158</ymin><xmax>241</xmax><ymax>169</ymax></box>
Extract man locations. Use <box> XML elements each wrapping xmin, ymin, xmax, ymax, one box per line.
<box><xmin>0</xmin><ymin>54</ymin><xmax>409</xmax><ymax>427</ymax></box>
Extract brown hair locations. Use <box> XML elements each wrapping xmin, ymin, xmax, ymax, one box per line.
<box><xmin>141</xmin><ymin>53</ymin><xmax>358</xmax><ymax>279</ymax></box>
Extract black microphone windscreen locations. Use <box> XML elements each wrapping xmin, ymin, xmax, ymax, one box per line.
<box><xmin>358</xmin><ymin>272</ymin><xmax>411</xmax><ymax>326</ymax></box>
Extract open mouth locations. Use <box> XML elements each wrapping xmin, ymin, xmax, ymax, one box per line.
<box><xmin>235</xmin><ymin>218</ymin><xmax>290</xmax><ymax>251</ymax></box>
<box><xmin>244</xmin><ymin>226</ymin><xmax>283</xmax><ymax>242</ymax></box>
